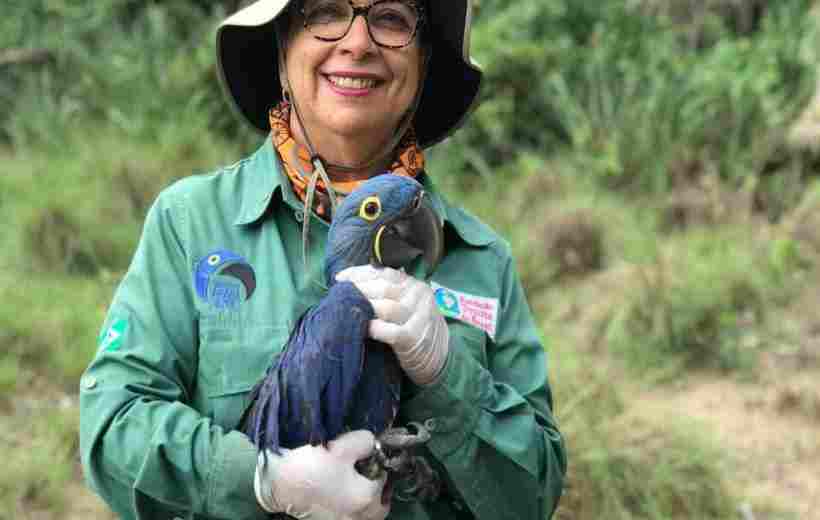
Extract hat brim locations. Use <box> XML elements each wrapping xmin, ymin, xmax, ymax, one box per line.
<box><xmin>216</xmin><ymin>0</ymin><xmax>482</xmax><ymax>149</ymax></box>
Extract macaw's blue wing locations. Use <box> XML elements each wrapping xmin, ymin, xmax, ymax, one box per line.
<box><xmin>347</xmin><ymin>337</ymin><xmax>402</xmax><ymax>437</ymax></box>
<box><xmin>242</xmin><ymin>281</ymin><xmax>399</xmax><ymax>453</ymax></box>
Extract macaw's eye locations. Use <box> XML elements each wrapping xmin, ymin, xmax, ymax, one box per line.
<box><xmin>359</xmin><ymin>196</ymin><xmax>382</xmax><ymax>221</ymax></box>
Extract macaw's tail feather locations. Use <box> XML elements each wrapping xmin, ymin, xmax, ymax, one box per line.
<box><xmin>240</xmin><ymin>346</ymin><xmax>289</xmax><ymax>455</ymax></box>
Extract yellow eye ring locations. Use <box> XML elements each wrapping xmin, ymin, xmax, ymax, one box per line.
<box><xmin>359</xmin><ymin>196</ymin><xmax>382</xmax><ymax>221</ymax></box>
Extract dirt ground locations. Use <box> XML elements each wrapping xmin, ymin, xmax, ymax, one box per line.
<box><xmin>636</xmin><ymin>365</ymin><xmax>820</xmax><ymax>519</ymax></box>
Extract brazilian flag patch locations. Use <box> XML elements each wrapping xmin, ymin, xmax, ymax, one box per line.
<box><xmin>99</xmin><ymin>317</ymin><xmax>128</xmax><ymax>352</ymax></box>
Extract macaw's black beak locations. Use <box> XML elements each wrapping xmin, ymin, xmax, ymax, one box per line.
<box><xmin>372</xmin><ymin>192</ymin><xmax>444</xmax><ymax>274</ymax></box>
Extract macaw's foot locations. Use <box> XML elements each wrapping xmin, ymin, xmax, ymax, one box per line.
<box><xmin>377</xmin><ymin>422</ymin><xmax>430</xmax><ymax>473</ymax></box>
<box><xmin>394</xmin><ymin>455</ymin><xmax>441</xmax><ymax>503</ymax></box>
<box><xmin>355</xmin><ymin>422</ymin><xmax>440</xmax><ymax>503</ymax></box>
<box><xmin>353</xmin><ymin>422</ymin><xmax>426</xmax><ymax>480</ymax></box>
<box><xmin>378</xmin><ymin>423</ymin><xmax>440</xmax><ymax>502</ymax></box>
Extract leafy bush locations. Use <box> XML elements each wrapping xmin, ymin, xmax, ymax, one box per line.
<box><xmin>1</xmin><ymin>0</ymin><xmax>255</xmax><ymax>148</ymax></box>
<box><xmin>433</xmin><ymin>0</ymin><xmax>818</xmax><ymax>200</ymax></box>
<box><xmin>5</xmin><ymin>0</ymin><xmax>817</xmax><ymax>208</ymax></box>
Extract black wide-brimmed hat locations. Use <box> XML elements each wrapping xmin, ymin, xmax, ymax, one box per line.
<box><xmin>216</xmin><ymin>0</ymin><xmax>483</xmax><ymax>149</ymax></box>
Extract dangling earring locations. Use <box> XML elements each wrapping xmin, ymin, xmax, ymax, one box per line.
<box><xmin>282</xmin><ymin>87</ymin><xmax>291</xmax><ymax>104</ymax></box>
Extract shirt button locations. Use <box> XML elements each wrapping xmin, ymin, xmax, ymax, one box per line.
<box><xmin>82</xmin><ymin>376</ymin><xmax>97</xmax><ymax>390</ymax></box>
<box><xmin>294</xmin><ymin>210</ymin><xmax>304</xmax><ymax>223</ymax></box>
<box><xmin>424</xmin><ymin>418</ymin><xmax>438</xmax><ymax>432</ymax></box>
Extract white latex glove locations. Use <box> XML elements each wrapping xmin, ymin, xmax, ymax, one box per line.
<box><xmin>336</xmin><ymin>265</ymin><xmax>450</xmax><ymax>386</ymax></box>
<box><xmin>254</xmin><ymin>430</ymin><xmax>390</xmax><ymax>520</ymax></box>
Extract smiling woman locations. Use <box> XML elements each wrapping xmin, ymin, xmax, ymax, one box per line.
<box><xmin>281</xmin><ymin>0</ymin><xmax>424</xmax><ymax>180</ymax></box>
<box><xmin>78</xmin><ymin>1</ymin><xmax>567</xmax><ymax>519</ymax></box>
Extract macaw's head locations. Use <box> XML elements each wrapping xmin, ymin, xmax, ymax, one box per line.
<box><xmin>325</xmin><ymin>175</ymin><xmax>444</xmax><ymax>285</ymax></box>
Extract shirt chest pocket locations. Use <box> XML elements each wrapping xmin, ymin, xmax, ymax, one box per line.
<box><xmin>197</xmin><ymin>323</ymin><xmax>290</xmax><ymax>430</ymax></box>
<box><xmin>446</xmin><ymin>319</ymin><xmax>488</xmax><ymax>367</ymax></box>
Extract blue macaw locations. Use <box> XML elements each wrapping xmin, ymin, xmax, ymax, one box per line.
<box><xmin>240</xmin><ymin>175</ymin><xmax>444</xmax><ymax>508</ymax></box>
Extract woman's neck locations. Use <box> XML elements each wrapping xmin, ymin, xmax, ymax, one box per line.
<box><xmin>289</xmin><ymin>112</ymin><xmax>393</xmax><ymax>180</ymax></box>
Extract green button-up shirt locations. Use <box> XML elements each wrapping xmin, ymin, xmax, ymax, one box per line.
<box><xmin>79</xmin><ymin>138</ymin><xmax>566</xmax><ymax>520</ymax></box>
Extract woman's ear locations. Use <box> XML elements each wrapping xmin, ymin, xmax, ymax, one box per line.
<box><xmin>274</xmin><ymin>21</ymin><xmax>291</xmax><ymax>100</ymax></box>
<box><xmin>278</xmin><ymin>50</ymin><xmax>290</xmax><ymax>100</ymax></box>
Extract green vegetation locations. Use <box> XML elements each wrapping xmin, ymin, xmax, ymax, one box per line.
<box><xmin>2</xmin><ymin>0</ymin><xmax>819</xmax><ymax>518</ymax></box>
<box><xmin>553</xmin><ymin>357</ymin><xmax>735</xmax><ymax>519</ymax></box>
<box><xmin>605</xmin><ymin>229</ymin><xmax>806</xmax><ymax>376</ymax></box>
<box><xmin>0</xmin><ymin>406</ymin><xmax>79</xmax><ymax>516</ymax></box>
<box><xmin>442</xmin><ymin>0</ymin><xmax>818</xmax><ymax>199</ymax></box>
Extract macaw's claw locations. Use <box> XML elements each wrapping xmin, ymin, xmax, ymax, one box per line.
<box><xmin>378</xmin><ymin>421</ymin><xmax>431</xmax><ymax>450</ymax></box>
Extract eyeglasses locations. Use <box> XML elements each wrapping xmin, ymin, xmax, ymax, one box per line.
<box><xmin>300</xmin><ymin>0</ymin><xmax>424</xmax><ymax>49</ymax></box>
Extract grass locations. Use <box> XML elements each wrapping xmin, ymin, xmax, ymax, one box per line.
<box><xmin>0</xmin><ymin>126</ymin><xmax>246</xmax><ymax>390</ymax></box>
<box><xmin>603</xmin><ymin>227</ymin><xmax>808</xmax><ymax>377</ymax></box>
<box><xmin>0</xmin><ymin>127</ymin><xmax>245</xmax><ymax>276</ymax></box>
<box><xmin>479</xmin><ymin>161</ymin><xmax>811</xmax><ymax>380</ymax></box>
<box><xmin>552</xmin><ymin>347</ymin><xmax>735</xmax><ymax>520</ymax></box>
<box><xmin>0</xmin><ymin>274</ymin><xmax>114</xmax><ymax>389</ymax></box>
<box><xmin>0</xmin><ymin>404</ymin><xmax>79</xmax><ymax>518</ymax></box>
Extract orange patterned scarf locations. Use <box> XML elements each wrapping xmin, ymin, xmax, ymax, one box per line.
<box><xmin>269</xmin><ymin>101</ymin><xmax>424</xmax><ymax>219</ymax></box>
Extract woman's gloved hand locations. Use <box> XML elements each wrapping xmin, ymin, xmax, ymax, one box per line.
<box><xmin>336</xmin><ymin>265</ymin><xmax>450</xmax><ymax>386</ymax></box>
<box><xmin>254</xmin><ymin>430</ymin><xmax>390</xmax><ymax>519</ymax></box>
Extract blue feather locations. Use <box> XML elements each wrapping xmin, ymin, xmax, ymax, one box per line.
<box><xmin>325</xmin><ymin>175</ymin><xmax>424</xmax><ymax>282</ymax></box>
<box><xmin>241</xmin><ymin>175</ymin><xmax>422</xmax><ymax>457</ymax></box>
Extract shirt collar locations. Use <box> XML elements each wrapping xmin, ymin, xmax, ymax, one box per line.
<box><xmin>233</xmin><ymin>137</ymin><xmax>300</xmax><ymax>226</ymax></box>
<box><xmin>418</xmin><ymin>174</ymin><xmax>496</xmax><ymax>248</ymax></box>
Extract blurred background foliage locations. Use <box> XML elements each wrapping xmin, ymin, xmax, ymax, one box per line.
<box><xmin>2</xmin><ymin>0</ymin><xmax>820</xmax><ymax>518</ymax></box>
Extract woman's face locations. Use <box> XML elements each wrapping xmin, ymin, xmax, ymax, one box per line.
<box><xmin>283</xmin><ymin>0</ymin><xmax>423</xmax><ymax>147</ymax></box>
